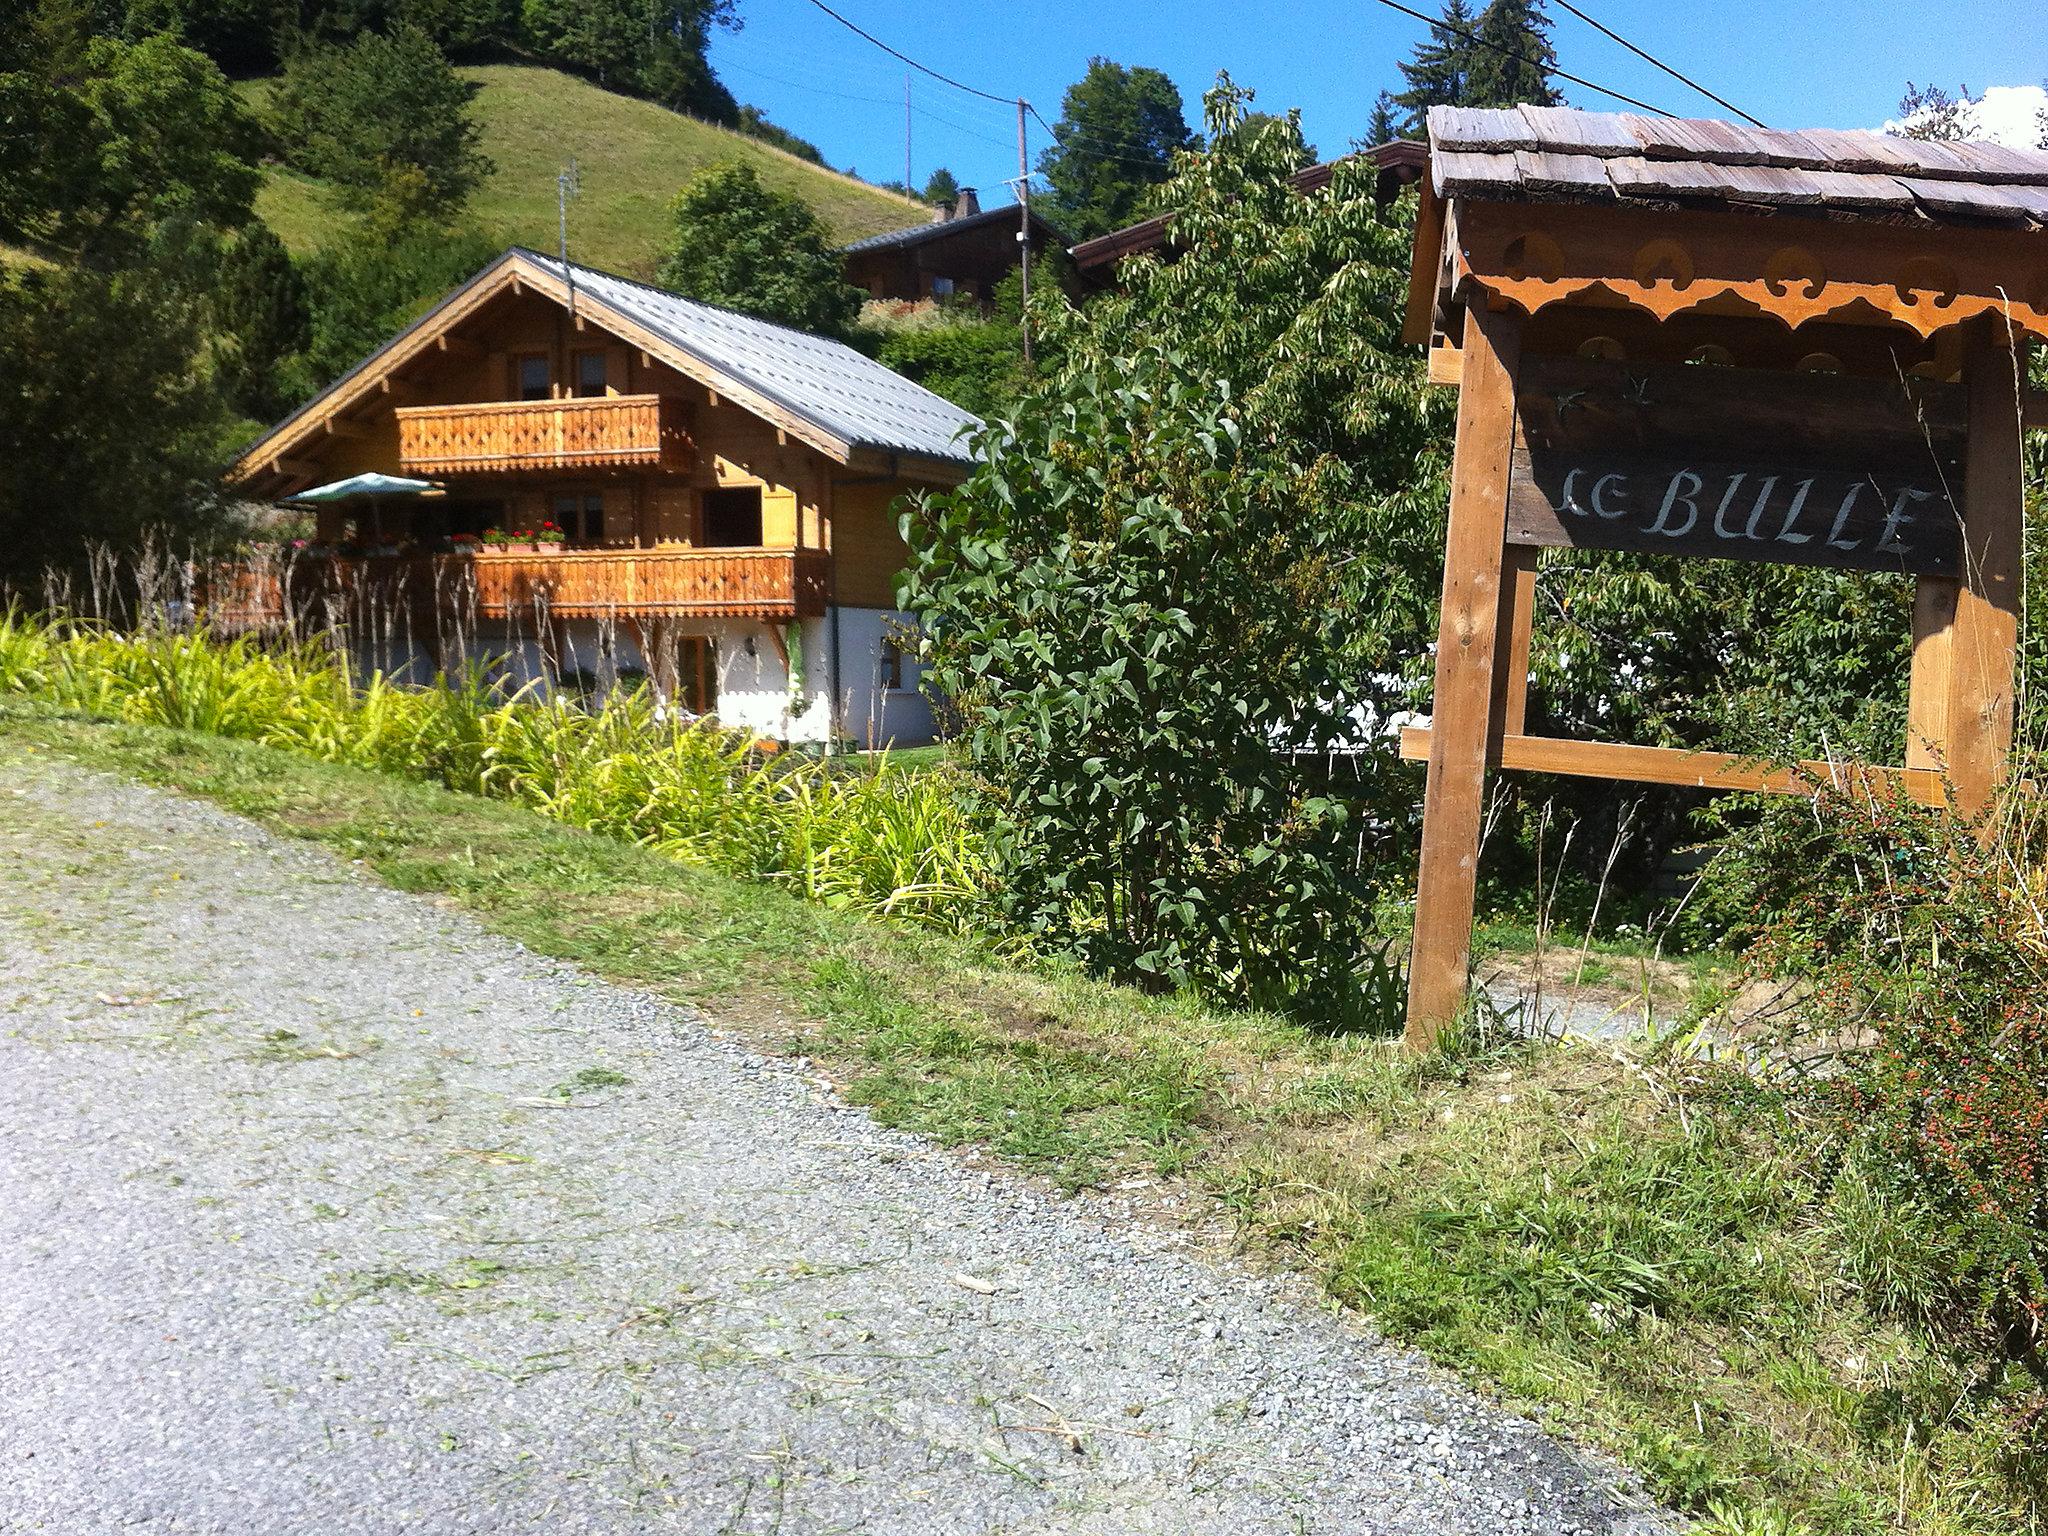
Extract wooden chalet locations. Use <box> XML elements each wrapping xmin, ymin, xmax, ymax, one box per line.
<box><xmin>1067</xmin><ymin>140</ymin><xmax>1427</xmax><ymax>285</ymax></box>
<box><xmin>226</xmin><ymin>247</ymin><xmax>980</xmax><ymax>746</ymax></box>
<box><xmin>840</xmin><ymin>188</ymin><xmax>1069</xmax><ymax>306</ymax></box>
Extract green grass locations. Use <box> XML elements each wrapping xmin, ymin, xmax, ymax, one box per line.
<box><xmin>247</xmin><ymin>64</ymin><xmax>925</xmax><ymax>277</ymax></box>
<box><xmin>5</xmin><ymin>701</ymin><xmax>2030</xmax><ymax>1536</ymax></box>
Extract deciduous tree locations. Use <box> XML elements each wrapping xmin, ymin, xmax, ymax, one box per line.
<box><xmin>903</xmin><ymin>85</ymin><xmax>1451</xmax><ymax>1025</ymax></box>
<box><xmin>655</xmin><ymin>163</ymin><xmax>863</xmax><ymax>338</ymax></box>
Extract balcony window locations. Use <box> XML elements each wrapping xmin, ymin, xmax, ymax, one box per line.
<box><xmin>702</xmin><ymin>486</ymin><xmax>763</xmax><ymax>547</ymax></box>
<box><xmin>516</xmin><ymin>354</ymin><xmax>551</xmax><ymax>401</ymax></box>
<box><xmin>552</xmin><ymin>491</ymin><xmax>606</xmax><ymax>544</ymax></box>
<box><xmin>574</xmin><ymin>351</ymin><xmax>609</xmax><ymax>398</ymax></box>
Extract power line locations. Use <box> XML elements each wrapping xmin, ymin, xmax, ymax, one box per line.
<box><xmin>1366</xmin><ymin>0</ymin><xmax>1680</xmax><ymax>117</ymax></box>
<box><xmin>796</xmin><ymin>0</ymin><xmax>1013</xmax><ymax>105</ymax></box>
<box><xmin>1026</xmin><ymin>102</ymin><xmax>1193</xmax><ymax>171</ymax></box>
<box><xmin>1549</xmin><ymin>0</ymin><xmax>1766</xmax><ymax>127</ymax></box>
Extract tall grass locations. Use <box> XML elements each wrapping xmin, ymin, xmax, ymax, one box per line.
<box><xmin>0</xmin><ymin>609</ymin><xmax>991</xmax><ymax>933</ymax></box>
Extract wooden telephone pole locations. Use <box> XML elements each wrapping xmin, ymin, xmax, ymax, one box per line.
<box><xmin>1016</xmin><ymin>98</ymin><xmax>1031</xmax><ymax>365</ymax></box>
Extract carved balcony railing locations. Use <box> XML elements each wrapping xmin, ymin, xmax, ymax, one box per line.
<box><xmin>461</xmin><ymin>548</ymin><xmax>829</xmax><ymax>620</ymax></box>
<box><xmin>395</xmin><ymin>394</ymin><xmax>693</xmax><ymax>475</ymax></box>
<box><xmin>197</xmin><ymin>547</ymin><xmax>830</xmax><ymax>630</ymax></box>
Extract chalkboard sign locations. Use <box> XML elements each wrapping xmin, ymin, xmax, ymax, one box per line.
<box><xmin>1507</xmin><ymin>357</ymin><xmax>1966</xmax><ymax>578</ymax></box>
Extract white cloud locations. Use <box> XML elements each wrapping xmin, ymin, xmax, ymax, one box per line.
<box><xmin>1884</xmin><ymin>83</ymin><xmax>2046</xmax><ymax>148</ymax></box>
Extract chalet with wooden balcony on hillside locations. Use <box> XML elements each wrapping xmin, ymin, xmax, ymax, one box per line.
<box><xmin>227</xmin><ymin>248</ymin><xmax>981</xmax><ymax>747</ymax></box>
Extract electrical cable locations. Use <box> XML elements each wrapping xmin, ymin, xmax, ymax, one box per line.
<box><xmin>1365</xmin><ymin>0</ymin><xmax>1680</xmax><ymax>117</ymax></box>
<box><xmin>796</xmin><ymin>0</ymin><xmax>1014</xmax><ymax>105</ymax></box>
<box><xmin>1548</xmin><ymin>0</ymin><xmax>1766</xmax><ymax>126</ymax></box>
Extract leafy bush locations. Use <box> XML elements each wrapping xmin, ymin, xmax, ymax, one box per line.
<box><xmin>656</xmin><ymin>163</ymin><xmax>864</xmax><ymax>339</ymax></box>
<box><xmin>1719</xmin><ymin>779</ymin><xmax>2048</xmax><ymax>1494</ymax></box>
<box><xmin>270</xmin><ymin>25</ymin><xmax>492</xmax><ymax>219</ymax></box>
<box><xmin>903</xmin><ymin>345</ymin><xmax>1379</xmax><ymax>1024</ymax></box>
<box><xmin>863</xmin><ymin>297</ymin><xmax>1027</xmax><ymax>417</ymax></box>
<box><xmin>1736</xmin><ymin>782</ymin><xmax>2039</xmax><ymax>1384</ymax></box>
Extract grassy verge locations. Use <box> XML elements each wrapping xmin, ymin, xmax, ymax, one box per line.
<box><xmin>4</xmin><ymin>703</ymin><xmax>2022</xmax><ymax>1536</ymax></box>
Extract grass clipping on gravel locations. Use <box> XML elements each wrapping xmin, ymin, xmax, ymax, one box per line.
<box><xmin>3</xmin><ymin>705</ymin><xmax>2026</xmax><ymax>1536</ymax></box>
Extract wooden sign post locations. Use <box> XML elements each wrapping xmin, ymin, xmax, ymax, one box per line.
<box><xmin>1399</xmin><ymin>104</ymin><xmax>2047</xmax><ymax>1050</ymax></box>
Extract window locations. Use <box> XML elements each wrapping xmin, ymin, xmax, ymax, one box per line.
<box><xmin>878</xmin><ymin>637</ymin><xmax>903</xmax><ymax>692</ymax></box>
<box><xmin>929</xmin><ymin>276</ymin><xmax>955</xmax><ymax>299</ymax></box>
<box><xmin>702</xmin><ymin>485</ymin><xmax>763</xmax><ymax>547</ymax></box>
<box><xmin>516</xmin><ymin>354</ymin><xmax>550</xmax><ymax>401</ymax></box>
<box><xmin>551</xmin><ymin>491</ymin><xmax>605</xmax><ymax>544</ymax></box>
<box><xmin>574</xmin><ymin>350</ymin><xmax>609</xmax><ymax>398</ymax></box>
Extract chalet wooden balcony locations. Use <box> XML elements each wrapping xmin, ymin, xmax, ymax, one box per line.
<box><xmin>200</xmin><ymin>547</ymin><xmax>830</xmax><ymax>629</ymax></box>
<box><xmin>394</xmin><ymin>394</ymin><xmax>693</xmax><ymax>475</ymax></box>
<box><xmin>462</xmin><ymin>547</ymin><xmax>828</xmax><ymax>620</ymax></box>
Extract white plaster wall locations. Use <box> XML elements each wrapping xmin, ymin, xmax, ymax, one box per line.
<box><xmin>824</xmin><ymin>606</ymin><xmax>935</xmax><ymax>749</ymax></box>
<box><xmin>333</xmin><ymin>608</ymin><xmax>937</xmax><ymax>749</ymax></box>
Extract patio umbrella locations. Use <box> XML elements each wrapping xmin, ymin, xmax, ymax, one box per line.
<box><xmin>283</xmin><ymin>473</ymin><xmax>442</xmax><ymax>542</ymax></box>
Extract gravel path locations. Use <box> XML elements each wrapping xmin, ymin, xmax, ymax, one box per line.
<box><xmin>0</xmin><ymin>755</ymin><xmax>1679</xmax><ymax>1535</ymax></box>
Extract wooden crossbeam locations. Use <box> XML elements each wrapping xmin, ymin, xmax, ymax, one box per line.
<box><xmin>1397</xmin><ymin>726</ymin><xmax>1947</xmax><ymax>806</ymax></box>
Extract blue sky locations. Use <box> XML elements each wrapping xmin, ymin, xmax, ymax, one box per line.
<box><xmin>709</xmin><ymin>0</ymin><xmax>2045</xmax><ymax>206</ymax></box>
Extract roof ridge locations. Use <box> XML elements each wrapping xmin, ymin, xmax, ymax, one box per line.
<box><xmin>510</xmin><ymin>247</ymin><xmax>874</xmax><ymax>359</ymax></box>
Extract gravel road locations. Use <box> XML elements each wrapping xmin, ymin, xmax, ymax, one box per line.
<box><xmin>0</xmin><ymin>755</ymin><xmax>1679</xmax><ymax>1535</ymax></box>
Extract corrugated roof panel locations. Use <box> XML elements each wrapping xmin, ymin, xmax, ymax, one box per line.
<box><xmin>520</xmin><ymin>253</ymin><xmax>981</xmax><ymax>467</ymax></box>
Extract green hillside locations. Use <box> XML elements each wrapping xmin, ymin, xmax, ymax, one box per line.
<box><xmin>251</xmin><ymin>64</ymin><xmax>924</xmax><ymax>279</ymax></box>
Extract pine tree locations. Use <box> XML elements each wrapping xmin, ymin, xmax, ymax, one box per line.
<box><xmin>1391</xmin><ymin>0</ymin><xmax>1479</xmax><ymax>133</ymax></box>
<box><xmin>922</xmin><ymin>167</ymin><xmax>960</xmax><ymax>204</ymax></box>
<box><xmin>214</xmin><ymin>224</ymin><xmax>312</xmax><ymax>420</ymax></box>
<box><xmin>1361</xmin><ymin>91</ymin><xmax>1403</xmax><ymax>147</ymax></box>
<box><xmin>1036</xmin><ymin>59</ymin><xmax>1199</xmax><ymax>241</ymax></box>
<box><xmin>1465</xmin><ymin>0</ymin><xmax>1563</xmax><ymax>110</ymax></box>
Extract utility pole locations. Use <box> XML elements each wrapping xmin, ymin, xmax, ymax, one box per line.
<box><xmin>1016</xmin><ymin>98</ymin><xmax>1031</xmax><ymax>365</ymax></box>
<box><xmin>904</xmin><ymin>74</ymin><xmax>912</xmax><ymax>199</ymax></box>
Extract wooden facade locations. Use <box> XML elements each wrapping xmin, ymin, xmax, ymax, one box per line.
<box><xmin>224</xmin><ymin>249</ymin><xmax>977</xmax><ymax>742</ymax></box>
<box><xmin>841</xmin><ymin>198</ymin><xmax>1069</xmax><ymax>306</ymax></box>
<box><xmin>1400</xmin><ymin>105</ymin><xmax>2048</xmax><ymax>1048</ymax></box>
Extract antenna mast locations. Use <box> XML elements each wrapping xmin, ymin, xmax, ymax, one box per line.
<box><xmin>557</xmin><ymin>156</ymin><xmax>582</xmax><ymax>312</ymax></box>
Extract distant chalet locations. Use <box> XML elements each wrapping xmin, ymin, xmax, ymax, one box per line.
<box><xmin>841</xmin><ymin>187</ymin><xmax>1071</xmax><ymax>307</ymax></box>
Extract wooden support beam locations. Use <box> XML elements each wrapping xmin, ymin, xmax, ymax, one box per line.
<box><xmin>435</xmin><ymin>333</ymin><xmax>484</xmax><ymax>360</ymax></box>
<box><xmin>1405</xmin><ymin>302</ymin><xmax>1522</xmax><ymax>1052</ymax></box>
<box><xmin>1905</xmin><ymin>575</ymin><xmax>1957</xmax><ymax>770</ymax></box>
<box><xmin>322</xmin><ymin>416</ymin><xmax>368</xmax><ymax>440</ymax></box>
<box><xmin>1491</xmin><ymin>543</ymin><xmax>1537</xmax><ymax>739</ymax></box>
<box><xmin>761</xmin><ymin>622</ymin><xmax>790</xmax><ymax>671</ymax></box>
<box><xmin>1427</xmin><ymin>342</ymin><xmax>1464</xmax><ymax>387</ymax></box>
<box><xmin>1398</xmin><ymin>727</ymin><xmax>1947</xmax><ymax>807</ymax></box>
<box><xmin>1944</xmin><ymin>322</ymin><xmax>2025</xmax><ymax>814</ymax></box>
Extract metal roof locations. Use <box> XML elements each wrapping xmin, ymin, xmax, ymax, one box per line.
<box><xmin>517</xmin><ymin>251</ymin><xmax>982</xmax><ymax>467</ymax></box>
<box><xmin>1428</xmin><ymin>105</ymin><xmax>2048</xmax><ymax>226</ymax></box>
<box><xmin>839</xmin><ymin>203</ymin><xmax>1063</xmax><ymax>255</ymax></box>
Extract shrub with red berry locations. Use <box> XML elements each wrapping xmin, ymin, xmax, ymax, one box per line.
<box><xmin>1741</xmin><ymin>780</ymin><xmax>2048</xmax><ymax>1396</ymax></box>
